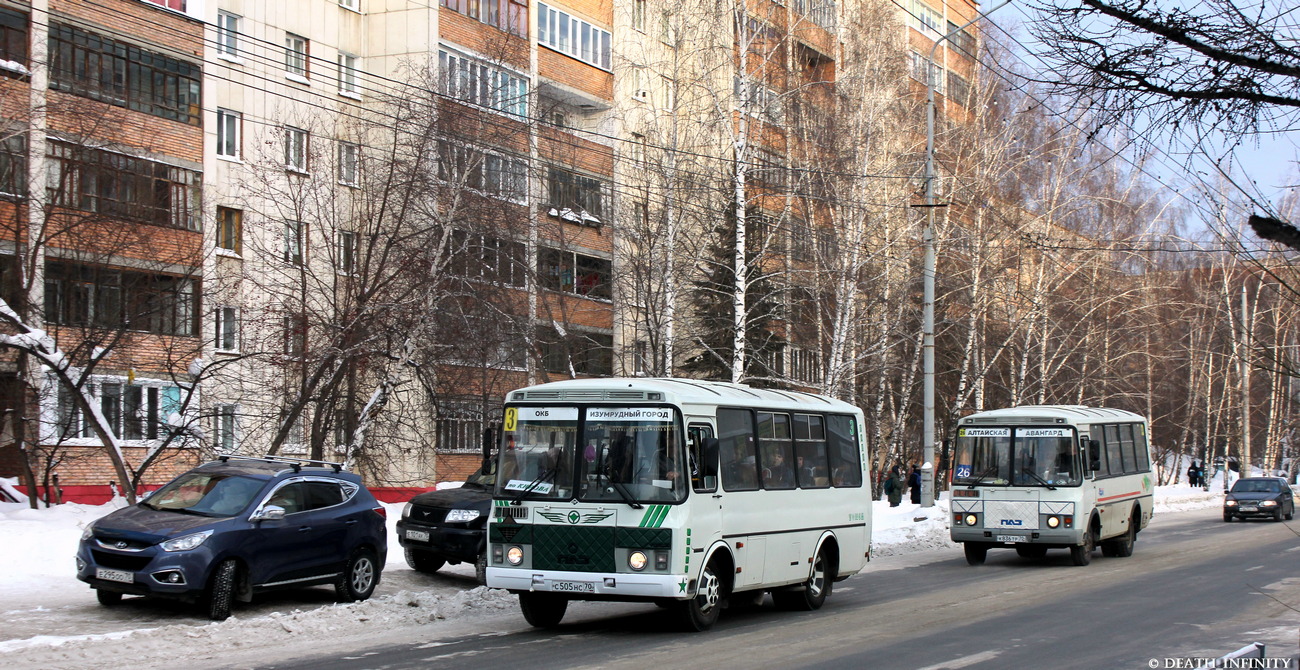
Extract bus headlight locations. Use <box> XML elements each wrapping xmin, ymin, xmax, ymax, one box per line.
<box><xmin>964</xmin><ymin>514</ymin><xmax>978</xmax><ymax>526</ymax></box>
<box><xmin>1046</xmin><ymin>515</ymin><xmax>1061</xmax><ymax>529</ymax></box>
<box><xmin>507</xmin><ymin>546</ymin><xmax>524</xmax><ymax>565</ymax></box>
<box><xmin>628</xmin><ymin>551</ymin><xmax>648</xmax><ymax>571</ymax></box>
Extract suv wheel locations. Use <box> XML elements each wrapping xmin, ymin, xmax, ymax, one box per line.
<box><xmin>206</xmin><ymin>559</ymin><xmax>237</xmax><ymax>621</ymax></box>
<box><xmin>336</xmin><ymin>549</ymin><xmax>379</xmax><ymax>602</ymax></box>
<box><xmin>404</xmin><ymin>547</ymin><xmax>445</xmax><ymax>574</ymax></box>
<box><xmin>96</xmin><ymin>589</ymin><xmax>123</xmax><ymax>607</ymax></box>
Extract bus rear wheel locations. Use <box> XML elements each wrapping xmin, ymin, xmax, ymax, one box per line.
<box><xmin>773</xmin><ymin>544</ymin><xmax>832</xmax><ymax>611</ymax></box>
<box><xmin>678</xmin><ymin>559</ymin><xmax>723</xmax><ymax>632</ymax></box>
<box><xmin>963</xmin><ymin>542</ymin><xmax>988</xmax><ymax>566</ymax></box>
<box><xmin>519</xmin><ymin>592</ymin><xmax>568</xmax><ymax>628</ymax></box>
<box><xmin>1103</xmin><ymin>514</ymin><xmax>1137</xmax><ymax>558</ymax></box>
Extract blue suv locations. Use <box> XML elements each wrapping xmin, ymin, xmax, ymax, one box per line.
<box><xmin>76</xmin><ymin>455</ymin><xmax>388</xmax><ymax>620</ymax></box>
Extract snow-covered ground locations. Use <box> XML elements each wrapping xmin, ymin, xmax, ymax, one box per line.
<box><xmin>0</xmin><ymin>484</ymin><xmax>1224</xmax><ymax>669</ymax></box>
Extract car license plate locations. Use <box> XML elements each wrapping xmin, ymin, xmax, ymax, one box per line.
<box><xmin>995</xmin><ymin>535</ymin><xmax>1026</xmax><ymax>543</ymax></box>
<box><xmin>1239</xmin><ymin>505</ymin><xmax>1257</xmax><ymax>512</ymax></box>
<box><xmin>96</xmin><ymin>568</ymin><xmax>133</xmax><ymax>584</ymax></box>
<box><xmin>405</xmin><ymin>529</ymin><xmax>430</xmax><ymax>542</ymax></box>
<box><xmin>550</xmin><ymin>580</ymin><xmax>596</xmax><ymax>593</ymax></box>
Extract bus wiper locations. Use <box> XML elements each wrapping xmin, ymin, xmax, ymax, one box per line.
<box><xmin>511</xmin><ymin>468</ymin><xmax>557</xmax><ymax>505</ymax></box>
<box><xmin>1019</xmin><ymin>468</ymin><xmax>1057</xmax><ymax>490</ymax></box>
<box><xmin>966</xmin><ymin>465</ymin><xmax>1000</xmax><ymax>489</ymax></box>
<box><xmin>607</xmin><ymin>480</ymin><xmax>643</xmax><ymax>509</ymax></box>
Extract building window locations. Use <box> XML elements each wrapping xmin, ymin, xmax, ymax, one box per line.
<box><xmin>792</xmin><ymin>0</ymin><xmax>835</xmax><ymax>30</ymax></box>
<box><xmin>537</xmin><ymin>327</ymin><xmax>613</xmax><ymax>376</ymax></box>
<box><xmin>43</xmin><ymin>262</ymin><xmax>195</xmax><ymax>336</ymax></box>
<box><xmin>912</xmin><ymin>0</ymin><xmax>942</xmax><ymax>39</ymax></box>
<box><xmin>547</xmin><ymin>167</ymin><xmax>605</xmax><ymax>224</ymax></box>
<box><xmin>338</xmin><ymin>141</ymin><xmax>359</xmax><ymax>185</ymax></box>
<box><xmin>339</xmin><ymin>0</ymin><xmax>360</xmax><ymax>9</ymax></box>
<box><xmin>0</xmin><ymin>6</ymin><xmax>29</xmax><ymax>71</ymax></box>
<box><xmin>434</xmin><ymin>400</ymin><xmax>503</xmax><ymax>453</ymax></box>
<box><xmin>338</xmin><ymin>230</ymin><xmax>358</xmax><ymax>275</ymax></box>
<box><xmin>436</xmin><ymin>141</ymin><xmax>528</xmax><ymax>201</ymax></box>
<box><xmin>50</xmin><ymin>23</ymin><xmax>201</xmax><ymax>126</ymax></box>
<box><xmin>215</xmin><ymin>306</ymin><xmax>239</xmax><ymax>351</ymax></box>
<box><xmin>0</xmin><ymin>134</ymin><xmax>26</xmax><ymax>198</ymax></box>
<box><xmin>538</xmin><ymin>247</ymin><xmax>611</xmax><ymax>299</ymax></box>
<box><xmin>281</xmin><ymin>411</ymin><xmax>306</xmax><ymax>454</ymax></box>
<box><xmin>285</xmin><ymin>126</ymin><xmax>309</xmax><ymax>172</ymax></box>
<box><xmin>47</xmin><ymin>141</ymin><xmax>202</xmax><ymax>231</ymax></box>
<box><xmin>632</xmin><ymin>0</ymin><xmax>646</xmax><ymax>31</ymax></box>
<box><xmin>214</xmin><ymin>404</ymin><xmax>238</xmax><ymax>452</ymax></box>
<box><xmin>283</xmin><ymin>315</ymin><xmax>308</xmax><ymax>358</ymax></box>
<box><xmin>438</xmin><ymin>48</ymin><xmax>529</xmax><ymax>117</ymax></box>
<box><xmin>440</xmin><ymin>0</ymin><xmax>527</xmax><ymax>37</ymax></box>
<box><xmin>538</xmin><ymin>3</ymin><xmax>612</xmax><ymax>70</ymax></box>
<box><xmin>285</xmin><ymin>33</ymin><xmax>309</xmax><ymax>79</ymax></box>
<box><xmin>53</xmin><ymin>378</ymin><xmax>185</xmax><ymax>443</ymax></box>
<box><xmin>284</xmin><ymin>220</ymin><xmax>304</xmax><ymax>264</ymax></box>
<box><xmin>947</xmin><ymin>71</ymin><xmax>971</xmax><ymax>106</ymax></box>
<box><xmin>143</xmin><ymin>0</ymin><xmax>186</xmax><ymax>10</ymax></box>
<box><xmin>216</xmin><ymin>207</ymin><xmax>242</xmax><ymax>254</ymax></box>
<box><xmin>735</xmin><ymin>76</ymin><xmax>783</xmax><ymax>124</ymax></box>
<box><xmin>947</xmin><ymin>21</ymin><xmax>976</xmax><ymax>55</ymax></box>
<box><xmin>216</xmin><ymin>109</ymin><xmax>241</xmax><ymax>159</ymax></box>
<box><xmin>338</xmin><ymin>53</ymin><xmax>359</xmax><ymax>95</ymax></box>
<box><xmin>447</xmin><ymin>229</ymin><xmax>526</xmax><ymax>287</ymax></box>
<box><xmin>217</xmin><ymin>11</ymin><xmax>240</xmax><ymax>57</ymax></box>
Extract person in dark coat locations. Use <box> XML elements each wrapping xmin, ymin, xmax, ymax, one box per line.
<box><xmin>908</xmin><ymin>465</ymin><xmax>922</xmax><ymax>504</ymax></box>
<box><xmin>885</xmin><ymin>465</ymin><xmax>904</xmax><ymax>507</ymax></box>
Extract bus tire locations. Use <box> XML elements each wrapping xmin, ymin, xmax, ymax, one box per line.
<box><xmin>1070</xmin><ymin>525</ymin><xmax>1096</xmax><ymax>566</ymax></box>
<box><xmin>773</xmin><ymin>544</ymin><xmax>833</xmax><ymax>611</ymax></box>
<box><xmin>1110</xmin><ymin>513</ymin><xmax>1137</xmax><ymax>557</ymax></box>
<box><xmin>678</xmin><ymin>558</ymin><xmax>724</xmax><ymax>631</ymax></box>
<box><xmin>963</xmin><ymin>542</ymin><xmax>988</xmax><ymax>566</ymax></box>
<box><xmin>519</xmin><ymin>592</ymin><xmax>568</xmax><ymax>628</ymax></box>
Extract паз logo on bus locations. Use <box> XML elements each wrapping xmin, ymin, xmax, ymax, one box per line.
<box><xmin>999</xmin><ymin>519</ymin><xmax>1023</xmax><ymax>526</ymax></box>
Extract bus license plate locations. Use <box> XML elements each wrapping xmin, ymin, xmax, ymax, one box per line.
<box><xmin>96</xmin><ymin>568</ymin><xmax>133</xmax><ymax>584</ymax></box>
<box><xmin>995</xmin><ymin>535</ymin><xmax>1026</xmax><ymax>543</ymax></box>
<box><xmin>405</xmin><ymin>529</ymin><xmax>430</xmax><ymax>542</ymax></box>
<box><xmin>551</xmin><ymin>581</ymin><xmax>596</xmax><ymax>593</ymax></box>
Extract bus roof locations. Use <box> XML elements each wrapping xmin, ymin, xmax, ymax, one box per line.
<box><xmin>506</xmin><ymin>377</ymin><xmax>861</xmax><ymax>414</ymax></box>
<box><xmin>958</xmin><ymin>405</ymin><xmax>1145</xmax><ymax>425</ymax></box>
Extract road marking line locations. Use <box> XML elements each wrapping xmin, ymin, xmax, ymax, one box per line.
<box><xmin>915</xmin><ymin>650</ymin><xmax>1002</xmax><ymax>670</ymax></box>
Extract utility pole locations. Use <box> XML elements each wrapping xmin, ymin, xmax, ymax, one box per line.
<box><xmin>919</xmin><ymin>0</ymin><xmax>1010</xmax><ymax>507</ymax></box>
<box><xmin>1239</xmin><ymin>284</ymin><xmax>1250</xmax><ymax>481</ymax></box>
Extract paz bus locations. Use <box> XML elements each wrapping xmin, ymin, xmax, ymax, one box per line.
<box><xmin>484</xmin><ymin>377</ymin><xmax>871</xmax><ymax>631</ymax></box>
<box><xmin>949</xmin><ymin>405</ymin><xmax>1154</xmax><ymax>566</ymax></box>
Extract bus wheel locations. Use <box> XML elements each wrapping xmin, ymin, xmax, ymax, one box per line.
<box><xmin>963</xmin><ymin>542</ymin><xmax>988</xmax><ymax>566</ymax></box>
<box><xmin>678</xmin><ymin>559</ymin><xmax>723</xmax><ymax>631</ymax></box>
<box><xmin>1070</xmin><ymin>527</ymin><xmax>1096</xmax><ymax>566</ymax></box>
<box><xmin>774</xmin><ymin>544</ymin><xmax>833</xmax><ymax>611</ymax></box>
<box><xmin>1108</xmin><ymin>515</ymin><xmax>1137</xmax><ymax>558</ymax></box>
<box><xmin>519</xmin><ymin>592</ymin><xmax>568</xmax><ymax>628</ymax></box>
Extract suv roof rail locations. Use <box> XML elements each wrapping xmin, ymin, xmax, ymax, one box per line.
<box><xmin>217</xmin><ymin>454</ymin><xmax>345</xmax><ymax>473</ymax></box>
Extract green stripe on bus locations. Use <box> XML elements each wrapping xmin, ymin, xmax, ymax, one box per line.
<box><xmin>654</xmin><ymin>505</ymin><xmax>670</xmax><ymax>527</ymax></box>
<box><xmin>639</xmin><ymin>506</ymin><xmax>658</xmax><ymax>527</ymax></box>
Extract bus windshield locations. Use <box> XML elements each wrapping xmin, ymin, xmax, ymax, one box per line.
<box><xmin>497</xmin><ymin>406</ymin><xmax>686</xmax><ymax>504</ymax></box>
<box><xmin>952</xmin><ymin>426</ymin><xmax>1081</xmax><ymax>487</ymax></box>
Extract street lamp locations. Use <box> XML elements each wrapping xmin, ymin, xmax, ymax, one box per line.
<box><xmin>920</xmin><ymin>0</ymin><xmax>1010</xmax><ymax>508</ymax></box>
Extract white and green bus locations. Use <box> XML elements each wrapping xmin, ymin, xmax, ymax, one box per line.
<box><xmin>485</xmin><ymin>377</ymin><xmax>871</xmax><ymax>631</ymax></box>
<box><xmin>949</xmin><ymin>405</ymin><xmax>1154</xmax><ymax>566</ymax></box>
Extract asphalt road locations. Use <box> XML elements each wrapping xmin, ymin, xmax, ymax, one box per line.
<box><xmin>274</xmin><ymin>506</ymin><xmax>1300</xmax><ymax>670</ymax></box>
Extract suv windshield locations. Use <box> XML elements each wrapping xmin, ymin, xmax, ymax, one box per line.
<box><xmin>952</xmin><ymin>426</ymin><xmax>1081</xmax><ymax>487</ymax></box>
<box><xmin>497</xmin><ymin>406</ymin><xmax>686</xmax><ymax>504</ymax></box>
<box><xmin>146</xmin><ymin>473</ymin><xmax>266</xmax><ymax>517</ymax></box>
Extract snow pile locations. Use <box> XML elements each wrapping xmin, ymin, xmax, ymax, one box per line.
<box><xmin>872</xmin><ymin>498</ymin><xmax>957</xmax><ymax>557</ymax></box>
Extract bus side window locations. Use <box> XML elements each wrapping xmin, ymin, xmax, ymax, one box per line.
<box><xmin>826</xmin><ymin>414</ymin><xmax>863</xmax><ymax>487</ymax></box>
<box><xmin>688</xmin><ymin>424</ymin><xmax>718</xmax><ymax>492</ymax></box>
<box><xmin>718</xmin><ymin>408</ymin><xmax>758</xmax><ymax>491</ymax></box>
<box><xmin>794</xmin><ymin>414</ymin><xmax>829</xmax><ymax>488</ymax></box>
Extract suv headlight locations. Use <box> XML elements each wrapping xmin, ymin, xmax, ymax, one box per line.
<box><xmin>403</xmin><ymin>502</ymin><xmax>413</xmax><ymax>519</ymax></box>
<box><xmin>161</xmin><ymin>530</ymin><xmax>214</xmax><ymax>552</ymax></box>
<box><xmin>445</xmin><ymin>509</ymin><xmax>481</xmax><ymax>523</ymax></box>
<box><xmin>80</xmin><ymin>524</ymin><xmax>95</xmax><ymax>542</ymax></box>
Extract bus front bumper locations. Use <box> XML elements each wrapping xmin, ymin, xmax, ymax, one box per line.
<box><xmin>486</xmin><ymin>567</ymin><xmax>688</xmax><ymax>599</ymax></box>
<box><xmin>951</xmin><ymin>526</ymin><xmax>1083</xmax><ymax>546</ymax></box>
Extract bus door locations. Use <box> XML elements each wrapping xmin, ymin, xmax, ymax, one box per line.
<box><xmin>687</xmin><ymin>420</ymin><xmax>722</xmax><ymax>560</ymax></box>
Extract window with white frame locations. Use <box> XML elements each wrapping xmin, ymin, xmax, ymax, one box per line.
<box><xmin>284</xmin><ymin>220</ymin><xmax>304</xmax><ymax>264</ymax></box>
<box><xmin>339</xmin><ymin>0</ymin><xmax>360</xmax><ymax>10</ymax></box>
<box><xmin>434</xmin><ymin>399</ymin><xmax>503</xmax><ymax>453</ymax></box>
<box><xmin>216</xmin><ymin>206</ymin><xmax>242</xmax><ymax>254</ymax></box>
<box><xmin>734</xmin><ymin>76</ymin><xmax>783</xmax><ymax>124</ymax></box>
<box><xmin>285</xmin><ymin>33</ymin><xmax>309</xmax><ymax>79</ymax></box>
<box><xmin>337</xmin><ymin>52</ymin><xmax>359</xmax><ymax>95</ymax></box>
<box><xmin>538</xmin><ymin>3</ymin><xmax>612</xmax><ymax>70</ymax></box>
<box><xmin>217</xmin><ymin>12</ymin><xmax>240</xmax><ymax>57</ymax></box>
<box><xmin>213</xmin><ymin>404</ymin><xmax>237</xmax><ymax>452</ymax></box>
<box><xmin>437</xmin><ymin>48</ymin><xmax>529</xmax><ymax>117</ymax></box>
<box><xmin>338</xmin><ymin>140</ymin><xmax>359</xmax><ymax>185</ymax></box>
<box><xmin>215</xmin><ymin>306</ymin><xmax>238</xmax><ymax>351</ymax></box>
<box><xmin>216</xmin><ymin>109</ymin><xmax>240</xmax><ymax>158</ymax></box>
<box><xmin>911</xmin><ymin>0</ymin><xmax>942</xmax><ymax>39</ymax></box>
<box><xmin>281</xmin><ymin>412</ymin><xmax>306</xmax><ymax>454</ymax></box>
<box><xmin>285</xmin><ymin>126</ymin><xmax>309</xmax><ymax>171</ymax></box>
<box><xmin>51</xmin><ymin>377</ymin><xmax>188</xmax><ymax>443</ymax></box>
<box><xmin>909</xmin><ymin>51</ymin><xmax>944</xmax><ymax>93</ymax></box>
<box><xmin>632</xmin><ymin>0</ymin><xmax>646</xmax><ymax>31</ymax></box>
<box><xmin>338</xmin><ymin>230</ymin><xmax>359</xmax><ymax>275</ymax></box>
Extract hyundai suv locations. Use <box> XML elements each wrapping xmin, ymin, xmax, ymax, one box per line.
<box><xmin>76</xmin><ymin>455</ymin><xmax>388</xmax><ymax>620</ymax></box>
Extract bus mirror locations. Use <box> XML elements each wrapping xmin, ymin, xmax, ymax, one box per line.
<box><xmin>1088</xmin><ymin>440</ymin><xmax>1101</xmax><ymax>471</ymax></box>
<box><xmin>702</xmin><ymin>437</ymin><xmax>719</xmax><ymax>469</ymax></box>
